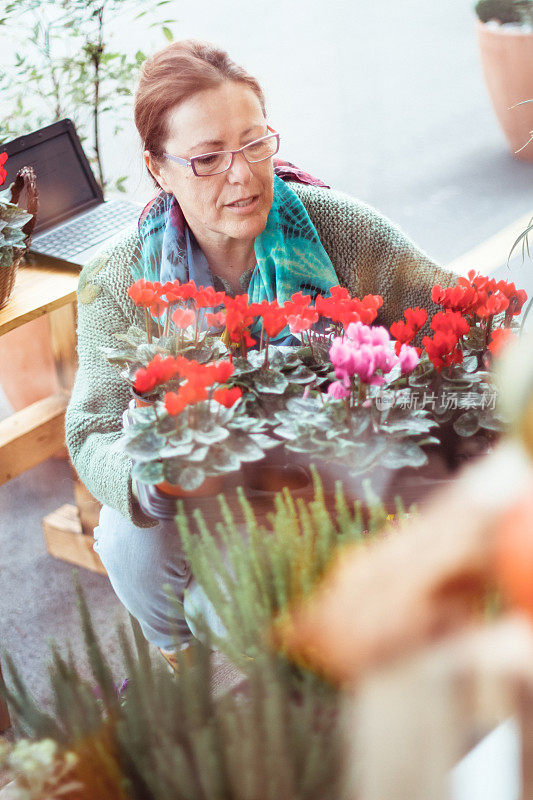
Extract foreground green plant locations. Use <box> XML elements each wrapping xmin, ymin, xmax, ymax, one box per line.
<box><xmin>179</xmin><ymin>470</ymin><xmax>406</xmax><ymax>669</ymax></box>
<box><xmin>1</xmin><ymin>586</ymin><xmax>348</xmax><ymax>800</ymax></box>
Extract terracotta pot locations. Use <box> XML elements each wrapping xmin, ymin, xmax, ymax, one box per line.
<box><xmin>477</xmin><ymin>21</ymin><xmax>533</xmax><ymax>161</ymax></box>
<box><xmin>0</xmin><ymin>316</ymin><xmax>60</xmax><ymax>411</ymax></box>
<box><xmin>133</xmin><ymin>395</ymin><xmax>153</xmax><ymax>408</ymax></box>
<box><xmin>156</xmin><ymin>474</ymin><xmax>224</xmax><ymax>497</ymax></box>
<box><xmin>245</xmin><ymin>463</ymin><xmax>311</xmax><ymax>493</ymax></box>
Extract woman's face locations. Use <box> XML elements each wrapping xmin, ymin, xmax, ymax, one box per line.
<box><xmin>146</xmin><ymin>82</ymin><xmax>274</xmax><ymax>248</ymax></box>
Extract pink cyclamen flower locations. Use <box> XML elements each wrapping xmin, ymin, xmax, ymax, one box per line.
<box><xmin>350</xmin><ymin>344</ymin><xmax>378</xmax><ymax>384</ymax></box>
<box><xmin>345</xmin><ymin>321</ymin><xmax>372</xmax><ymax>345</ymax></box>
<box><xmin>372</xmin><ymin>343</ymin><xmax>398</xmax><ymax>376</ymax></box>
<box><xmin>370</xmin><ymin>326</ymin><xmax>391</xmax><ymax>347</ymax></box>
<box><xmin>329</xmin><ymin>338</ymin><xmax>358</xmax><ymax>380</ymax></box>
<box><xmin>398</xmin><ymin>343</ymin><xmax>420</xmax><ymax>375</ymax></box>
<box><xmin>327</xmin><ymin>380</ymin><xmax>351</xmax><ymax>399</ymax></box>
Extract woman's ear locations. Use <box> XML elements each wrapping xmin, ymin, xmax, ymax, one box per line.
<box><xmin>143</xmin><ymin>150</ymin><xmax>171</xmax><ymax>192</ymax></box>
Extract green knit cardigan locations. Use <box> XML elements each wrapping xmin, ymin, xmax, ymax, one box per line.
<box><xmin>65</xmin><ymin>182</ymin><xmax>455</xmax><ymax>528</ymax></box>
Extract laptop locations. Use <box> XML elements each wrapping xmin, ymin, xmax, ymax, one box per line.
<box><xmin>3</xmin><ymin>118</ymin><xmax>143</xmax><ymax>268</ymax></box>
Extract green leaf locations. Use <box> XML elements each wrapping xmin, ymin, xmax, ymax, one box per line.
<box><xmin>253</xmin><ymin>368</ymin><xmax>289</xmax><ymax>394</ymax></box>
<box><xmin>132</xmin><ymin>460</ymin><xmax>164</xmax><ymax>485</ymax></box>
<box><xmin>193</xmin><ymin>426</ymin><xmax>230</xmax><ymax>445</ymax></box>
<box><xmin>287</xmin><ymin>364</ymin><xmax>316</xmax><ymax>384</ymax></box>
<box><xmin>159</xmin><ymin>441</ymin><xmax>194</xmax><ymax>458</ymax></box>
<box><xmin>130</xmin><ymin>405</ymin><xmax>157</xmax><ymax>426</ymax></box>
<box><xmin>462</xmin><ymin>354</ymin><xmax>479</xmax><ymax>373</ymax></box>
<box><xmin>113</xmin><ymin>326</ymin><xmax>147</xmax><ymax>346</ymax></box>
<box><xmin>205</xmin><ymin>445</ymin><xmax>242</xmax><ymax>473</ymax></box>
<box><xmin>171</xmin><ymin>465</ymin><xmax>205</xmax><ymax>491</ymax></box>
<box><xmin>381</xmin><ymin>441</ymin><xmax>427</xmax><ymax>469</ymax></box>
<box><xmin>162</xmin><ymin>25</ymin><xmax>173</xmax><ymax>41</ymax></box>
<box><xmin>124</xmin><ymin>429</ymin><xmax>166</xmax><ymax>461</ymax></box>
<box><xmin>286</xmin><ymin>396</ymin><xmax>320</xmax><ymax>415</ymax></box>
<box><xmin>478</xmin><ymin>409</ymin><xmax>507</xmax><ymax>432</ymax></box>
<box><xmin>441</xmin><ymin>377</ymin><xmax>474</xmax><ymax>391</ymax></box>
<box><xmin>226</xmin><ymin>433</ymin><xmax>264</xmax><ymax>462</ymax></box>
<box><xmin>186</xmin><ymin>446</ymin><xmax>209</xmax><ymax>463</ymax></box>
<box><xmin>453</xmin><ymin>410</ymin><xmax>480</xmax><ymax>437</ymax></box>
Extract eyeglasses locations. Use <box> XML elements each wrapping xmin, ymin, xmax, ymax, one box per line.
<box><xmin>162</xmin><ymin>126</ymin><xmax>280</xmax><ymax>177</ymax></box>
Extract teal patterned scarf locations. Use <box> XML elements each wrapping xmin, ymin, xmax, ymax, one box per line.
<box><xmin>131</xmin><ymin>172</ymin><xmax>339</xmax><ymax>342</ymax></box>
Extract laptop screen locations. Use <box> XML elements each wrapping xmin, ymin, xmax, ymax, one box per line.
<box><xmin>3</xmin><ymin>119</ymin><xmax>103</xmax><ymax>234</ymax></box>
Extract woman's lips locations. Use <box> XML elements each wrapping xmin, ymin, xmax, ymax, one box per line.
<box><xmin>225</xmin><ymin>195</ymin><xmax>260</xmax><ymax>213</ymax></box>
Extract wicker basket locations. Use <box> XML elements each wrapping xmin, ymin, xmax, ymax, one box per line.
<box><xmin>0</xmin><ymin>166</ymin><xmax>39</xmax><ymax>310</ymax></box>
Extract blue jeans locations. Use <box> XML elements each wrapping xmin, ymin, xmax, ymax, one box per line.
<box><xmin>93</xmin><ymin>505</ymin><xmax>227</xmax><ymax>650</ymax></box>
<box><xmin>93</xmin><ymin>505</ymin><xmax>195</xmax><ymax>650</ymax></box>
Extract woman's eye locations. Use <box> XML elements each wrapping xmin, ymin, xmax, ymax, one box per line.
<box><xmin>196</xmin><ymin>154</ymin><xmax>221</xmax><ymax>166</ymax></box>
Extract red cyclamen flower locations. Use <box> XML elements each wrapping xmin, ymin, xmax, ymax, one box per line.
<box><xmin>390</xmin><ymin>306</ymin><xmax>427</xmax><ymax>354</ymax></box>
<box><xmin>172</xmin><ymin>307</ymin><xmax>196</xmax><ymax>329</ymax></box>
<box><xmin>213</xmin><ymin>386</ymin><xmax>242</xmax><ymax>407</ymax></box>
<box><xmin>0</xmin><ymin>152</ymin><xmax>7</xmax><ymax>186</ymax></box>
<box><xmin>488</xmin><ymin>327</ymin><xmax>517</xmax><ymax>356</ymax></box>
<box><xmin>127</xmin><ymin>279</ymin><xmax>160</xmax><ymax>307</ymax></box>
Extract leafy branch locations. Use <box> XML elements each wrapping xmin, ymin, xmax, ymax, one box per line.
<box><xmin>0</xmin><ymin>0</ymin><xmax>177</xmax><ymax>194</ymax></box>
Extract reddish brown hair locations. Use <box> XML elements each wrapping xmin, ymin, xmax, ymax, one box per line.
<box><xmin>135</xmin><ymin>39</ymin><xmax>266</xmax><ymax>163</ymax></box>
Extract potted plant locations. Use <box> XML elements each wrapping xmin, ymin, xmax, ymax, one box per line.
<box><xmin>105</xmin><ymin>273</ymin><xmax>527</xmax><ymax>505</ymax></box>
<box><xmin>120</xmin><ymin>356</ymin><xmax>278</xmax><ymax>496</ymax></box>
<box><xmin>0</xmin><ymin>154</ymin><xmax>36</xmax><ymax>309</ymax></box>
<box><xmin>475</xmin><ymin>0</ymin><xmax>533</xmax><ymax>160</ymax></box>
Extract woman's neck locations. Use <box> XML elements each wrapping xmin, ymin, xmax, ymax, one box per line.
<box><xmin>190</xmin><ymin>225</ymin><xmax>256</xmax><ymax>293</ymax></box>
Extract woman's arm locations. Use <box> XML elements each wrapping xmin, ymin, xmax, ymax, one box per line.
<box><xmin>291</xmin><ymin>183</ymin><xmax>457</xmax><ymax>330</ymax></box>
<box><xmin>65</xmin><ymin>239</ymin><xmax>156</xmax><ymax>528</ymax></box>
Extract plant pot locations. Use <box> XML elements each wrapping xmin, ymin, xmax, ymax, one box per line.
<box><xmin>132</xmin><ymin>389</ymin><xmax>156</xmax><ymax>408</ymax></box>
<box><xmin>477</xmin><ymin>20</ymin><xmax>533</xmax><ymax>161</ymax></box>
<box><xmin>245</xmin><ymin>462</ymin><xmax>311</xmax><ymax>493</ymax></box>
<box><xmin>0</xmin><ymin>316</ymin><xmax>60</xmax><ymax>410</ymax></box>
<box><xmin>156</xmin><ymin>474</ymin><xmax>224</xmax><ymax>498</ymax></box>
<box><xmin>434</xmin><ymin>418</ymin><xmax>498</xmax><ymax>472</ymax></box>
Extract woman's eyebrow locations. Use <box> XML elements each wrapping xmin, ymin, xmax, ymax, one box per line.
<box><xmin>191</xmin><ymin>126</ymin><xmax>265</xmax><ymax>152</ymax></box>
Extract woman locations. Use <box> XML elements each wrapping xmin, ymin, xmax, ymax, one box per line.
<box><xmin>66</xmin><ymin>39</ymin><xmax>455</xmax><ymax>657</ymax></box>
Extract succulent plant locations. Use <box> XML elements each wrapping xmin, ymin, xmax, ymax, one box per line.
<box><xmin>474</xmin><ymin>0</ymin><xmax>531</xmax><ymax>25</ymax></box>
<box><xmin>0</xmin><ymin>186</ymin><xmax>33</xmax><ymax>268</ymax></box>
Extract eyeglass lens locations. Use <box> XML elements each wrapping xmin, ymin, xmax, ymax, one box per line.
<box><xmin>193</xmin><ymin>133</ymin><xmax>279</xmax><ymax>176</ymax></box>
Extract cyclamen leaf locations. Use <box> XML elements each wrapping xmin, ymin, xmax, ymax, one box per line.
<box><xmin>0</xmin><ymin>247</ymin><xmax>14</xmax><ymax>266</ymax></box>
<box><xmin>186</xmin><ymin>446</ymin><xmax>209</xmax><ymax>463</ymax></box>
<box><xmin>113</xmin><ymin>326</ymin><xmax>147</xmax><ymax>346</ymax></box>
<box><xmin>381</xmin><ymin>442</ymin><xmax>427</xmax><ymax>469</ymax></box>
<box><xmin>192</xmin><ymin>427</ymin><xmax>230</xmax><ymax>445</ymax></box>
<box><xmin>124</xmin><ymin>429</ymin><xmax>166</xmax><ymax>461</ymax></box>
<box><xmin>478</xmin><ymin>409</ymin><xmax>507</xmax><ymax>432</ymax></box>
<box><xmin>226</xmin><ymin>433</ymin><xmax>264</xmax><ymax>462</ymax></box>
<box><xmin>287</xmin><ymin>364</ymin><xmax>316</xmax><ymax>384</ymax></box>
<box><xmin>250</xmin><ymin>433</ymin><xmax>280</xmax><ymax>450</ymax></box>
<box><xmin>286</xmin><ymin>397</ymin><xmax>320</xmax><ymax>414</ymax></box>
<box><xmin>207</xmin><ymin>445</ymin><xmax>242</xmax><ymax>473</ymax></box>
<box><xmin>253</xmin><ymin>369</ymin><xmax>289</xmax><ymax>394</ymax></box>
<box><xmin>453</xmin><ymin>410</ymin><xmax>481</xmax><ymax>437</ymax></box>
<box><xmin>132</xmin><ymin>460</ymin><xmax>164</xmax><ymax>484</ymax></box>
<box><xmin>159</xmin><ymin>441</ymin><xmax>194</xmax><ymax>458</ymax></box>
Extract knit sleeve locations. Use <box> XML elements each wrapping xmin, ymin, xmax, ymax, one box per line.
<box><xmin>291</xmin><ymin>183</ymin><xmax>457</xmax><ymax>331</ymax></box>
<box><xmin>65</xmin><ymin>250</ymin><xmax>156</xmax><ymax>529</ymax></box>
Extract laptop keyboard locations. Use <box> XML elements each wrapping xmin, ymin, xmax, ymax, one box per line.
<box><xmin>33</xmin><ymin>201</ymin><xmax>140</xmax><ymax>260</ymax></box>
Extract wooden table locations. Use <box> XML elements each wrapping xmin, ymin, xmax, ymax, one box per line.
<box><xmin>0</xmin><ymin>262</ymin><xmax>78</xmax><ymax>483</ymax></box>
<box><xmin>0</xmin><ymin>261</ymin><xmax>80</xmax><ymax>732</ymax></box>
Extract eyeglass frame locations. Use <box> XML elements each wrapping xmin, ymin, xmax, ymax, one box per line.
<box><xmin>161</xmin><ymin>125</ymin><xmax>280</xmax><ymax>177</ymax></box>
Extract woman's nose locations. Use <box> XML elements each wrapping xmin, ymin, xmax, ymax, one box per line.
<box><xmin>226</xmin><ymin>151</ymin><xmax>253</xmax><ymax>183</ymax></box>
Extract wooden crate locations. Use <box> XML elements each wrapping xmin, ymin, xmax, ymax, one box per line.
<box><xmin>42</xmin><ymin>504</ymin><xmax>106</xmax><ymax>575</ymax></box>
